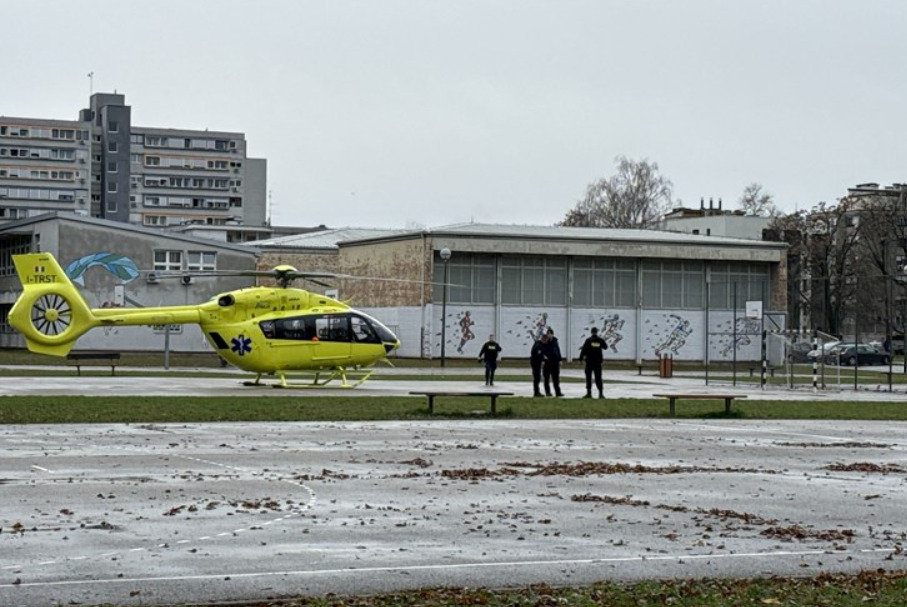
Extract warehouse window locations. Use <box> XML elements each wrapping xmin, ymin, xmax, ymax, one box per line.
<box><xmin>433</xmin><ymin>253</ymin><xmax>496</xmax><ymax>304</ymax></box>
<box><xmin>574</xmin><ymin>258</ymin><xmax>636</xmax><ymax>307</ymax></box>
<box><xmin>708</xmin><ymin>262</ymin><xmax>770</xmax><ymax>310</ymax></box>
<box><xmin>502</xmin><ymin>256</ymin><xmax>566</xmax><ymax>306</ymax></box>
<box><xmin>641</xmin><ymin>261</ymin><xmax>704</xmax><ymax>309</ymax></box>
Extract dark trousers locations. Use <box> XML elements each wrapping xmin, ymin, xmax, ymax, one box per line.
<box><xmin>543</xmin><ymin>360</ymin><xmax>562</xmax><ymax>396</ymax></box>
<box><xmin>531</xmin><ymin>360</ymin><xmax>542</xmax><ymax>395</ymax></box>
<box><xmin>484</xmin><ymin>360</ymin><xmax>497</xmax><ymax>384</ymax></box>
<box><xmin>585</xmin><ymin>363</ymin><xmax>603</xmax><ymax>395</ymax></box>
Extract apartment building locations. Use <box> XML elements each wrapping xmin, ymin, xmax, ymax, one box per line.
<box><xmin>1</xmin><ymin>93</ymin><xmax>267</xmax><ymax>240</ymax></box>
<box><xmin>0</xmin><ymin>117</ymin><xmax>92</xmax><ymax>220</ymax></box>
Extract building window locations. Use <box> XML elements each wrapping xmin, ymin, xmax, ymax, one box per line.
<box><xmin>187</xmin><ymin>251</ymin><xmax>216</xmax><ymax>271</ymax></box>
<box><xmin>432</xmin><ymin>254</ymin><xmax>496</xmax><ymax>304</ymax></box>
<box><xmin>107</xmin><ymin>161</ymin><xmax>118</xmax><ymax>173</ymax></box>
<box><xmin>641</xmin><ymin>261</ymin><xmax>704</xmax><ymax>309</ymax></box>
<box><xmin>502</xmin><ymin>256</ymin><xmax>567</xmax><ymax>306</ymax></box>
<box><xmin>108</xmin><ymin>141</ymin><xmax>118</xmax><ymax>153</ymax></box>
<box><xmin>107</xmin><ymin>182</ymin><xmax>118</xmax><ymax>193</ymax></box>
<box><xmin>108</xmin><ymin>121</ymin><xmax>119</xmax><ymax>133</ymax></box>
<box><xmin>574</xmin><ymin>258</ymin><xmax>637</xmax><ymax>307</ymax></box>
<box><xmin>154</xmin><ymin>250</ymin><xmax>182</xmax><ymax>271</ymax></box>
<box><xmin>708</xmin><ymin>262</ymin><xmax>770</xmax><ymax>310</ymax></box>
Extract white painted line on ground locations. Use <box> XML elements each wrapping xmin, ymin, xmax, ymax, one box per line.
<box><xmin>2</xmin><ymin>547</ymin><xmax>896</xmax><ymax>589</ymax></box>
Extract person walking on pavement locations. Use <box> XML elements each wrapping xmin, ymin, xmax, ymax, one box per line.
<box><xmin>579</xmin><ymin>326</ymin><xmax>608</xmax><ymax>398</ymax></box>
<box><xmin>530</xmin><ymin>334</ymin><xmax>547</xmax><ymax>396</ymax></box>
<box><xmin>541</xmin><ymin>327</ymin><xmax>564</xmax><ymax>397</ymax></box>
<box><xmin>477</xmin><ymin>334</ymin><xmax>502</xmax><ymax>386</ymax></box>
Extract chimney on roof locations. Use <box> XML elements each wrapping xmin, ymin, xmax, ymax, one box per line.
<box><xmin>709</xmin><ymin>198</ymin><xmax>714</xmax><ymax>211</ymax></box>
<box><xmin>718</xmin><ymin>197</ymin><xmax>723</xmax><ymax>211</ymax></box>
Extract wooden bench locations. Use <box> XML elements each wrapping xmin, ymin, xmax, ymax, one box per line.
<box><xmin>409</xmin><ymin>390</ymin><xmax>514</xmax><ymax>414</ymax></box>
<box><xmin>66</xmin><ymin>352</ymin><xmax>121</xmax><ymax>376</ymax></box>
<box><xmin>653</xmin><ymin>393</ymin><xmax>747</xmax><ymax>416</ymax></box>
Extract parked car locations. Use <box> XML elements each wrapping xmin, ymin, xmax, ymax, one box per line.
<box><xmin>807</xmin><ymin>340</ymin><xmax>852</xmax><ymax>360</ymax></box>
<box><xmin>889</xmin><ymin>334</ymin><xmax>905</xmax><ymax>355</ymax></box>
<box><xmin>824</xmin><ymin>344</ymin><xmax>890</xmax><ymax>366</ymax></box>
<box><xmin>789</xmin><ymin>341</ymin><xmax>814</xmax><ymax>363</ymax></box>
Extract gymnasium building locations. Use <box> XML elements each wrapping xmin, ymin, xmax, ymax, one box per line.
<box><xmin>255</xmin><ymin>223</ymin><xmax>788</xmax><ymax>362</ymax></box>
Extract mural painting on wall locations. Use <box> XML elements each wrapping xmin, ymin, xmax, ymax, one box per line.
<box><xmin>645</xmin><ymin>313</ymin><xmax>694</xmax><ymax>357</ymax></box>
<box><xmin>438</xmin><ymin>309</ymin><xmax>478</xmax><ymax>354</ymax></box>
<box><xmin>65</xmin><ymin>252</ymin><xmax>140</xmax><ymax>334</ymax></box>
<box><xmin>715</xmin><ymin>317</ymin><xmax>762</xmax><ymax>357</ymax></box>
<box><xmin>505</xmin><ymin>311</ymin><xmax>550</xmax><ymax>349</ymax></box>
<box><xmin>456</xmin><ymin>310</ymin><xmax>475</xmax><ymax>353</ymax></box>
<box><xmin>65</xmin><ymin>253</ymin><xmax>140</xmax><ymax>289</ymax></box>
<box><xmin>582</xmin><ymin>313</ymin><xmax>626</xmax><ymax>353</ymax></box>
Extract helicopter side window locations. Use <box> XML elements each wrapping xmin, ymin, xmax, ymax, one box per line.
<box><xmin>315</xmin><ymin>315</ymin><xmax>351</xmax><ymax>342</ymax></box>
<box><xmin>350</xmin><ymin>315</ymin><xmax>380</xmax><ymax>344</ymax></box>
<box><xmin>259</xmin><ymin>320</ymin><xmax>276</xmax><ymax>338</ymax></box>
<box><xmin>271</xmin><ymin>316</ymin><xmax>317</xmax><ymax>340</ymax></box>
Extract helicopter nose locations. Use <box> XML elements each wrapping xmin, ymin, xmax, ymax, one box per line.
<box><xmin>384</xmin><ymin>340</ymin><xmax>400</xmax><ymax>354</ymax></box>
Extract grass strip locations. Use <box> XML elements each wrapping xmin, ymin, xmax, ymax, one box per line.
<box><xmin>81</xmin><ymin>570</ymin><xmax>907</xmax><ymax>606</ymax></box>
<box><xmin>3</xmin><ymin>395</ymin><xmax>907</xmax><ymax>424</ymax></box>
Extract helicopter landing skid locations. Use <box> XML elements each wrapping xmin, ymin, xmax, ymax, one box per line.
<box><xmin>242</xmin><ymin>368</ymin><xmax>374</xmax><ymax>389</ymax></box>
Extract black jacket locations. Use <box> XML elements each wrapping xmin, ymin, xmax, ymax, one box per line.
<box><xmin>540</xmin><ymin>337</ymin><xmax>562</xmax><ymax>364</ymax></box>
<box><xmin>530</xmin><ymin>340</ymin><xmax>545</xmax><ymax>365</ymax></box>
<box><xmin>579</xmin><ymin>335</ymin><xmax>608</xmax><ymax>365</ymax></box>
<box><xmin>478</xmin><ymin>341</ymin><xmax>502</xmax><ymax>363</ymax></box>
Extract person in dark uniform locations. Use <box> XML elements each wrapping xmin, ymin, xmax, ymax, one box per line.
<box><xmin>541</xmin><ymin>327</ymin><xmax>564</xmax><ymax>397</ymax></box>
<box><xmin>477</xmin><ymin>334</ymin><xmax>502</xmax><ymax>386</ymax></box>
<box><xmin>530</xmin><ymin>334</ymin><xmax>547</xmax><ymax>397</ymax></box>
<box><xmin>579</xmin><ymin>326</ymin><xmax>608</xmax><ymax>398</ymax></box>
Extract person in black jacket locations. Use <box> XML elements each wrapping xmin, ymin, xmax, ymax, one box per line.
<box><xmin>477</xmin><ymin>334</ymin><xmax>502</xmax><ymax>386</ymax></box>
<box><xmin>541</xmin><ymin>327</ymin><xmax>564</xmax><ymax>397</ymax></box>
<box><xmin>579</xmin><ymin>327</ymin><xmax>608</xmax><ymax>398</ymax></box>
<box><xmin>529</xmin><ymin>334</ymin><xmax>546</xmax><ymax>397</ymax></box>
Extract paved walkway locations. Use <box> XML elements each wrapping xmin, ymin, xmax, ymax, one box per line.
<box><xmin>1</xmin><ymin>365</ymin><xmax>906</xmax><ymax>401</ymax></box>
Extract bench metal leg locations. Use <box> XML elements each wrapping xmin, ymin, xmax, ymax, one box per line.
<box><xmin>725</xmin><ymin>397</ymin><xmax>732</xmax><ymax>413</ymax></box>
<box><xmin>490</xmin><ymin>395</ymin><xmax>497</xmax><ymax>414</ymax></box>
<box><xmin>669</xmin><ymin>397</ymin><xmax>676</xmax><ymax>416</ymax></box>
<box><xmin>427</xmin><ymin>395</ymin><xmax>435</xmax><ymax>414</ymax></box>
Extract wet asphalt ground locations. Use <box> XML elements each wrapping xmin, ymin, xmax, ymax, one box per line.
<box><xmin>2</xmin><ymin>368</ymin><xmax>907</xmax><ymax>606</ymax></box>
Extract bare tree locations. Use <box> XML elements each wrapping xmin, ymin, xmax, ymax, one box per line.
<box><xmin>560</xmin><ymin>157</ymin><xmax>673</xmax><ymax>229</ymax></box>
<box><xmin>738</xmin><ymin>182</ymin><xmax>778</xmax><ymax>217</ymax></box>
<box><xmin>768</xmin><ymin>200</ymin><xmax>862</xmax><ymax>336</ymax></box>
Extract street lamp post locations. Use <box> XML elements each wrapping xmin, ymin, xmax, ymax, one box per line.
<box><xmin>439</xmin><ymin>248</ymin><xmax>451</xmax><ymax>367</ymax></box>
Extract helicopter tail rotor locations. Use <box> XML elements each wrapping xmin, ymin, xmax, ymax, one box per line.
<box><xmin>9</xmin><ymin>253</ymin><xmax>99</xmax><ymax>356</ymax></box>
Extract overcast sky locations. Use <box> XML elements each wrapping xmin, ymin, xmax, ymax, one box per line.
<box><xmin>5</xmin><ymin>1</ymin><xmax>907</xmax><ymax>228</ymax></box>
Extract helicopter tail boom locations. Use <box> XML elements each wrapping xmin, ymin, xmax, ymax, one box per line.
<box><xmin>9</xmin><ymin>253</ymin><xmax>101</xmax><ymax>357</ymax></box>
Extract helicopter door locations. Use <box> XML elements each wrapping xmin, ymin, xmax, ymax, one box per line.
<box><xmin>311</xmin><ymin>314</ymin><xmax>351</xmax><ymax>362</ymax></box>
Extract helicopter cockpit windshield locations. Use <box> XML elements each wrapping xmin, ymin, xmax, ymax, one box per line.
<box><xmin>354</xmin><ymin>312</ymin><xmax>398</xmax><ymax>346</ymax></box>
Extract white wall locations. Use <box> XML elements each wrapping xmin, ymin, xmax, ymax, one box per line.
<box><xmin>358</xmin><ymin>305</ymin><xmax>783</xmax><ymax>362</ymax></box>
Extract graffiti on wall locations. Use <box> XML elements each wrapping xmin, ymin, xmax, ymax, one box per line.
<box><xmin>65</xmin><ymin>253</ymin><xmax>139</xmax><ymax>286</ymax></box>
<box><xmin>715</xmin><ymin>317</ymin><xmax>762</xmax><ymax>357</ymax></box>
<box><xmin>505</xmin><ymin>311</ymin><xmax>550</xmax><ymax>349</ymax></box>
<box><xmin>437</xmin><ymin>309</ymin><xmax>479</xmax><ymax>355</ymax></box>
<box><xmin>644</xmin><ymin>313</ymin><xmax>694</xmax><ymax>357</ymax></box>
<box><xmin>581</xmin><ymin>313</ymin><xmax>626</xmax><ymax>354</ymax></box>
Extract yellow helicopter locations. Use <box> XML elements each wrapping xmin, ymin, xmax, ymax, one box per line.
<box><xmin>8</xmin><ymin>252</ymin><xmax>401</xmax><ymax>388</ymax></box>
